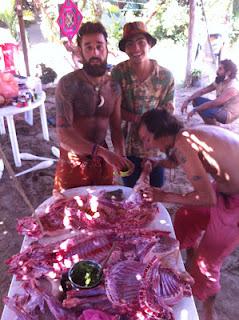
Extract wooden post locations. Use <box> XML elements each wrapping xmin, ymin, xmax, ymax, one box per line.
<box><xmin>184</xmin><ymin>0</ymin><xmax>196</xmax><ymax>87</ymax></box>
<box><xmin>15</xmin><ymin>0</ymin><xmax>30</xmax><ymax>76</ymax></box>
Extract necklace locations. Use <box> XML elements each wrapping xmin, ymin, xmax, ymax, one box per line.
<box><xmin>82</xmin><ymin>70</ymin><xmax>105</xmax><ymax>108</ymax></box>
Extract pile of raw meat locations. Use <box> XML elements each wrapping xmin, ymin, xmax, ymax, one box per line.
<box><xmin>17</xmin><ymin>162</ymin><xmax>158</xmax><ymax>239</ymax></box>
<box><xmin>5</xmin><ymin>229</ymin><xmax>193</xmax><ymax>320</ymax></box>
<box><xmin>4</xmin><ymin>161</ymin><xmax>194</xmax><ymax>319</ymax></box>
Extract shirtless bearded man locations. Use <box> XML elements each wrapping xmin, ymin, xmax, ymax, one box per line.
<box><xmin>138</xmin><ymin>109</ymin><xmax>239</xmax><ymax>320</ymax></box>
<box><xmin>54</xmin><ymin>22</ymin><xmax>133</xmax><ymax>192</ymax></box>
<box><xmin>182</xmin><ymin>59</ymin><xmax>239</xmax><ymax>125</ymax></box>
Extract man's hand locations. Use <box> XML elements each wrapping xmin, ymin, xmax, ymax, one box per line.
<box><xmin>140</xmin><ymin>186</ymin><xmax>154</xmax><ymax>202</ymax></box>
<box><xmin>141</xmin><ymin>186</ymin><xmax>169</xmax><ymax>203</ymax></box>
<box><xmin>140</xmin><ymin>186</ymin><xmax>159</xmax><ymax>203</ymax></box>
<box><xmin>181</xmin><ymin>99</ymin><xmax>190</xmax><ymax>114</ymax></box>
<box><xmin>99</xmin><ymin>148</ymin><xmax>135</xmax><ymax>176</ymax></box>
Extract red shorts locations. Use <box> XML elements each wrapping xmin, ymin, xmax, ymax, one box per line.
<box><xmin>174</xmin><ymin>191</ymin><xmax>239</xmax><ymax>300</ymax></box>
<box><xmin>54</xmin><ymin>147</ymin><xmax>113</xmax><ymax>192</ymax></box>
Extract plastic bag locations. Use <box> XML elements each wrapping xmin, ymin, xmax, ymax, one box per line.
<box><xmin>0</xmin><ymin>72</ymin><xmax>19</xmax><ymax>103</ymax></box>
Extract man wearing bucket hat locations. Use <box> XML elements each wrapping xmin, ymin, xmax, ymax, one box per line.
<box><xmin>111</xmin><ymin>21</ymin><xmax>175</xmax><ymax>188</ymax></box>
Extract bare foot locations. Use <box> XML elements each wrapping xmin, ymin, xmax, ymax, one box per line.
<box><xmin>202</xmin><ymin>296</ymin><xmax>218</xmax><ymax>320</ymax></box>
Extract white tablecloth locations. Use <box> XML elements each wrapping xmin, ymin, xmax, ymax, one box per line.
<box><xmin>1</xmin><ymin>185</ymin><xmax>199</xmax><ymax>320</ymax></box>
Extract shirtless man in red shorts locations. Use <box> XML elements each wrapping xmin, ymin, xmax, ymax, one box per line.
<box><xmin>138</xmin><ymin>109</ymin><xmax>239</xmax><ymax>320</ymax></box>
<box><xmin>54</xmin><ymin>22</ymin><xmax>133</xmax><ymax>192</ymax></box>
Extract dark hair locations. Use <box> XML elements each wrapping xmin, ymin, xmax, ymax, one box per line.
<box><xmin>77</xmin><ymin>21</ymin><xmax>108</xmax><ymax>46</ymax></box>
<box><xmin>220</xmin><ymin>59</ymin><xmax>237</xmax><ymax>79</ymax></box>
<box><xmin>140</xmin><ymin>109</ymin><xmax>183</xmax><ymax>139</ymax></box>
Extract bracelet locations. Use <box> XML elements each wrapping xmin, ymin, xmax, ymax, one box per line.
<box><xmin>91</xmin><ymin>143</ymin><xmax>99</xmax><ymax>157</ymax></box>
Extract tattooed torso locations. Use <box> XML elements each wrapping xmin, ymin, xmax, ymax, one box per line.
<box><xmin>55</xmin><ymin>69</ymin><xmax>121</xmax><ymax>143</ymax></box>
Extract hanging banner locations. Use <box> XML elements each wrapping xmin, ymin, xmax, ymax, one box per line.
<box><xmin>57</xmin><ymin>0</ymin><xmax>83</xmax><ymax>41</ymax></box>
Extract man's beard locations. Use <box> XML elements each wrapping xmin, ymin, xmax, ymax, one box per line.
<box><xmin>83</xmin><ymin>58</ymin><xmax>107</xmax><ymax>77</ymax></box>
<box><xmin>215</xmin><ymin>75</ymin><xmax>225</xmax><ymax>84</ymax></box>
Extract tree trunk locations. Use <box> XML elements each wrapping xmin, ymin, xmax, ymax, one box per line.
<box><xmin>184</xmin><ymin>0</ymin><xmax>197</xmax><ymax>87</ymax></box>
<box><xmin>15</xmin><ymin>0</ymin><xmax>30</xmax><ymax>76</ymax></box>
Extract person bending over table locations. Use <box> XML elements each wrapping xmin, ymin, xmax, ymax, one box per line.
<box><xmin>54</xmin><ymin>22</ymin><xmax>134</xmax><ymax>193</ymax></box>
<box><xmin>111</xmin><ymin>21</ymin><xmax>175</xmax><ymax>188</ymax></box>
<box><xmin>182</xmin><ymin>59</ymin><xmax>239</xmax><ymax>125</ymax></box>
<box><xmin>138</xmin><ymin>108</ymin><xmax>239</xmax><ymax>320</ymax></box>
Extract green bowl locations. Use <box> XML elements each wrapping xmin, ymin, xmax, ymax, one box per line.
<box><xmin>68</xmin><ymin>260</ymin><xmax>102</xmax><ymax>289</ymax></box>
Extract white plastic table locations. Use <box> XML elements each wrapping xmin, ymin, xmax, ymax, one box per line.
<box><xmin>1</xmin><ymin>185</ymin><xmax>199</xmax><ymax>320</ymax></box>
<box><xmin>0</xmin><ymin>92</ymin><xmax>49</xmax><ymax>167</ymax></box>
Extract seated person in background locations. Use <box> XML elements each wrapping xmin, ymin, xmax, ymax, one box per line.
<box><xmin>111</xmin><ymin>21</ymin><xmax>175</xmax><ymax>188</ymax></box>
<box><xmin>138</xmin><ymin>108</ymin><xmax>239</xmax><ymax>320</ymax></box>
<box><xmin>182</xmin><ymin>59</ymin><xmax>239</xmax><ymax>125</ymax></box>
<box><xmin>63</xmin><ymin>39</ymin><xmax>82</xmax><ymax>70</ymax></box>
<box><xmin>54</xmin><ymin>21</ymin><xmax>134</xmax><ymax>193</ymax></box>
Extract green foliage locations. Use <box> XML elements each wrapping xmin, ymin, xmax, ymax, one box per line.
<box><xmin>0</xmin><ymin>0</ymin><xmax>17</xmax><ymax>38</ymax></box>
<box><xmin>23</xmin><ymin>9</ymin><xmax>36</xmax><ymax>22</ymax></box>
<box><xmin>229</xmin><ymin>16</ymin><xmax>239</xmax><ymax>44</ymax></box>
<box><xmin>102</xmin><ymin>3</ymin><xmax>123</xmax><ymax>49</ymax></box>
<box><xmin>233</xmin><ymin>0</ymin><xmax>239</xmax><ymax>16</ymax></box>
<box><xmin>191</xmin><ymin>68</ymin><xmax>202</xmax><ymax>87</ymax></box>
<box><xmin>230</xmin><ymin>0</ymin><xmax>239</xmax><ymax>44</ymax></box>
<box><xmin>0</xmin><ymin>0</ymin><xmax>36</xmax><ymax>38</ymax></box>
<box><xmin>151</xmin><ymin>0</ymin><xmax>188</xmax><ymax>44</ymax></box>
<box><xmin>191</xmin><ymin>69</ymin><xmax>202</xmax><ymax>79</ymax></box>
<box><xmin>38</xmin><ymin>0</ymin><xmax>64</xmax><ymax>43</ymax></box>
<box><xmin>0</xmin><ymin>12</ymin><xmax>17</xmax><ymax>38</ymax></box>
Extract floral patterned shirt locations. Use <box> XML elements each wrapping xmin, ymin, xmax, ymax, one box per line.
<box><xmin>111</xmin><ymin>59</ymin><xmax>175</xmax><ymax>157</ymax></box>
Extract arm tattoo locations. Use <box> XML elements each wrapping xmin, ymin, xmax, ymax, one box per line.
<box><xmin>55</xmin><ymin>80</ymin><xmax>72</xmax><ymax>129</ymax></box>
<box><xmin>56</xmin><ymin>98</ymin><xmax>71</xmax><ymax>129</ymax></box>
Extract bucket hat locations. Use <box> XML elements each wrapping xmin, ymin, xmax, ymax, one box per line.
<box><xmin>119</xmin><ymin>21</ymin><xmax>157</xmax><ymax>52</ymax></box>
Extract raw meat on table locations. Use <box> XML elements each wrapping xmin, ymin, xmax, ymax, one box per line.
<box><xmin>17</xmin><ymin>161</ymin><xmax>157</xmax><ymax>238</ymax></box>
<box><xmin>5</xmin><ymin>228</ymin><xmax>193</xmax><ymax>320</ymax></box>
